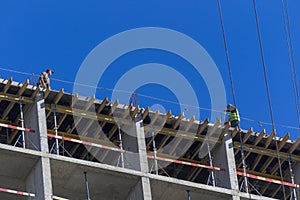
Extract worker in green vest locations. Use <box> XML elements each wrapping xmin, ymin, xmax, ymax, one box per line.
<box><xmin>225</xmin><ymin>104</ymin><xmax>240</xmax><ymax>128</ymax></box>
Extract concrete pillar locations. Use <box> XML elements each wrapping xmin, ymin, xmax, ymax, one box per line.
<box><xmin>24</xmin><ymin>93</ymin><xmax>53</xmax><ymax>199</ymax></box>
<box><xmin>26</xmin><ymin>157</ymin><xmax>53</xmax><ymax>200</ymax></box>
<box><xmin>122</xmin><ymin>115</ymin><xmax>152</xmax><ymax>200</ymax></box>
<box><xmin>127</xmin><ymin>178</ymin><xmax>152</xmax><ymax>200</ymax></box>
<box><xmin>24</xmin><ymin>93</ymin><xmax>49</xmax><ymax>152</ymax></box>
<box><xmin>212</xmin><ymin>132</ymin><xmax>240</xmax><ymax>200</ymax></box>
<box><xmin>293</xmin><ymin>162</ymin><xmax>300</xmax><ymax>199</ymax></box>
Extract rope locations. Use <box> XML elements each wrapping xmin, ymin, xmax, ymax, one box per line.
<box><xmin>216</xmin><ymin>0</ymin><xmax>237</xmax><ymax>107</ymax></box>
<box><xmin>280</xmin><ymin>0</ymin><xmax>300</xmax><ymax>129</ymax></box>
<box><xmin>216</xmin><ymin>0</ymin><xmax>252</xmax><ymax>196</ymax></box>
<box><xmin>252</xmin><ymin>0</ymin><xmax>286</xmax><ymax>198</ymax></box>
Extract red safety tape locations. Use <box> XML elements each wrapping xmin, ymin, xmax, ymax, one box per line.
<box><xmin>47</xmin><ymin>134</ymin><xmax>125</xmax><ymax>153</ymax></box>
<box><xmin>236</xmin><ymin>171</ymin><xmax>299</xmax><ymax>188</ymax></box>
<box><xmin>47</xmin><ymin>133</ymin><xmax>299</xmax><ymax>188</ymax></box>
<box><xmin>0</xmin><ymin>187</ymin><xmax>35</xmax><ymax>197</ymax></box>
<box><xmin>0</xmin><ymin>122</ymin><xmax>35</xmax><ymax>133</ymax></box>
<box><xmin>48</xmin><ymin>133</ymin><xmax>223</xmax><ymax>171</ymax></box>
<box><xmin>147</xmin><ymin>155</ymin><xmax>225</xmax><ymax>171</ymax></box>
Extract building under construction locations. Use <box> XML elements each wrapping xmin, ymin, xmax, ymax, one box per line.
<box><xmin>0</xmin><ymin>78</ymin><xmax>299</xmax><ymax>200</ymax></box>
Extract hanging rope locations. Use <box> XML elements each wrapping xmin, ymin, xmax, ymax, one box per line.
<box><xmin>216</xmin><ymin>0</ymin><xmax>252</xmax><ymax>196</ymax></box>
<box><xmin>216</xmin><ymin>0</ymin><xmax>237</xmax><ymax>107</ymax></box>
<box><xmin>280</xmin><ymin>0</ymin><xmax>300</xmax><ymax>129</ymax></box>
<box><xmin>252</xmin><ymin>0</ymin><xmax>286</xmax><ymax>198</ymax></box>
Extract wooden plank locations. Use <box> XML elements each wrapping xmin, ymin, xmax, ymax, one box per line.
<box><xmin>243</xmin><ymin>128</ymin><xmax>253</xmax><ymax>143</ymax></box>
<box><xmin>46</xmin><ymin>88</ymin><xmax>65</xmax><ymax>119</ymax></box>
<box><xmin>168</xmin><ymin>116</ymin><xmax>195</xmax><ymax>155</ymax></box>
<box><xmin>173</xmin><ymin>112</ymin><xmax>184</xmax><ymax>129</ymax></box>
<box><xmin>97</xmin><ymin>97</ymin><xmax>108</xmax><ymax>113</ymax></box>
<box><xmin>142</xmin><ymin>106</ymin><xmax>150</xmax><ymax>120</ymax></box>
<box><xmin>251</xmin><ymin>130</ymin><xmax>275</xmax><ymax>170</ymax></box>
<box><xmin>278</xmin><ymin>133</ymin><xmax>290</xmax><ymax>150</ymax></box>
<box><xmin>288</xmin><ymin>137</ymin><xmax>300</xmax><ymax>154</ymax></box>
<box><xmin>2</xmin><ymin>77</ymin><xmax>12</xmax><ymax>93</ymax></box>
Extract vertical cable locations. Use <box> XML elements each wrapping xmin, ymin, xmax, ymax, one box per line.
<box><xmin>252</xmin><ymin>0</ymin><xmax>286</xmax><ymax>198</ymax></box>
<box><xmin>280</xmin><ymin>0</ymin><xmax>300</xmax><ymax>129</ymax></box>
<box><xmin>216</xmin><ymin>0</ymin><xmax>237</xmax><ymax>107</ymax></box>
<box><xmin>216</xmin><ymin>0</ymin><xmax>251</xmax><ymax>195</ymax></box>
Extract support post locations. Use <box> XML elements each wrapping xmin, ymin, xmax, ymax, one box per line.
<box><xmin>52</xmin><ymin>105</ymin><xmax>59</xmax><ymax>155</ymax></box>
<box><xmin>19</xmin><ymin>98</ymin><xmax>25</xmax><ymax>148</ymax></box>
<box><xmin>187</xmin><ymin>190</ymin><xmax>191</xmax><ymax>200</ymax></box>
<box><xmin>151</xmin><ymin>127</ymin><xmax>158</xmax><ymax>175</ymax></box>
<box><xmin>238</xmin><ymin>132</ymin><xmax>249</xmax><ymax>193</ymax></box>
<box><xmin>206</xmin><ymin>139</ymin><xmax>215</xmax><ymax>186</ymax></box>
<box><xmin>212</xmin><ymin>132</ymin><xmax>240</xmax><ymax>200</ymax></box>
<box><xmin>288</xmin><ymin>155</ymin><xmax>297</xmax><ymax>200</ymax></box>
<box><xmin>24</xmin><ymin>93</ymin><xmax>53</xmax><ymax>199</ymax></box>
<box><xmin>123</xmin><ymin>113</ymin><xmax>152</xmax><ymax>200</ymax></box>
<box><xmin>118</xmin><ymin>125</ymin><xmax>125</xmax><ymax>168</ymax></box>
<box><xmin>84</xmin><ymin>172</ymin><xmax>91</xmax><ymax>200</ymax></box>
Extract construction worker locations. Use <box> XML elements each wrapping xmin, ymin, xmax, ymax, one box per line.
<box><xmin>225</xmin><ymin>104</ymin><xmax>240</xmax><ymax>128</ymax></box>
<box><xmin>37</xmin><ymin>69</ymin><xmax>54</xmax><ymax>90</ymax></box>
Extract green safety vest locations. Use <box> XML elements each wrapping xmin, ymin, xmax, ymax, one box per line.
<box><xmin>228</xmin><ymin>108</ymin><xmax>240</xmax><ymax>122</ymax></box>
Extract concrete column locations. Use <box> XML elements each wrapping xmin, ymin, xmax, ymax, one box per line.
<box><xmin>123</xmin><ymin>115</ymin><xmax>152</xmax><ymax>200</ymax></box>
<box><xmin>24</xmin><ymin>93</ymin><xmax>49</xmax><ymax>152</ymax></box>
<box><xmin>24</xmin><ymin>93</ymin><xmax>53</xmax><ymax>199</ymax></box>
<box><xmin>212</xmin><ymin>132</ymin><xmax>240</xmax><ymax>199</ymax></box>
<box><xmin>26</xmin><ymin>157</ymin><xmax>53</xmax><ymax>200</ymax></box>
<box><xmin>293</xmin><ymin>162</ymin><xmax>300</xmax><ymax>199</ymax></box>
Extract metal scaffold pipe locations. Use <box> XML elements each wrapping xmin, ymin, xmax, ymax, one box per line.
<box><xmin>19</xmin><ymin>98</ymin><xmax>25</xmax><ymax>148</ymax></box>
<box><xmin>53</xmin><ymin>105</ymin><xmax>59</xmax><ymax>155</ymax></box>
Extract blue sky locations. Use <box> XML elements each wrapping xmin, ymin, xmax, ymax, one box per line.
<box><xmin>1</xmin><ymin>1</ymin><xmax>300</xmax><ymax>139</ymax></box>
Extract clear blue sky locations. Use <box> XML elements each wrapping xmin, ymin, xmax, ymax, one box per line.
<box><xmin>1</xmin><ymin>1</ymin><xmax>300</xmax><ymax>139</ymax></box>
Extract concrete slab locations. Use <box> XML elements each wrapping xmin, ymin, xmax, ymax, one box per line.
<box><xmin>149</xmin><ymin>174</ymin><xmax>233</xmax><ymax>200</ymax></box>
<box><xmin>51</xmin><ymin>159</ymin><xmax>141</xmax><ymax>200</ymax></box>
<box><xmin>0</xmin><ymin>145</ymin><xmax>39</xmax><ymax>200</ymax></box>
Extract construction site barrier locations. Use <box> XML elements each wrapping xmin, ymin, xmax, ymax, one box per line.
<box><xmin>47</xmin><ymin>134</ymin><xmax>125</xmax><ymax>153</ymax></box>
<box><xmin>147</xmin><ymin>155</ymin><xmax>224</xmax><ymax>171</ymax></box>
<box><xmin>0</xmin><ymin>122</ymin><xmax>35</xmax><ymax>133</ymax></box>
<box><xmin>0</xmin><ymin>187</ymin><xmax>35</xmax><ymax>197</ymax></box>
<box><xmin>47</xmin><ymin>133</ymin><xmax>300</xmax><ymax>188</ymax></box>
<box><xmin>236</xmin><ymin>171</ymin><xmax>299</xmax><ymax>188</ymax></box>
<box><xmin>47</xmin><ymin>133</ymin><xmax>222</xmax><ymax>171</ymax></box>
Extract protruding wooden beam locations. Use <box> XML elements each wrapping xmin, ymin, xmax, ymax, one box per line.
<box><xmin>130</xmin><ymin>106</ymin><xmax>139</xmax><ymax>119</ymax></box>
<box><xmin>251</xmin><ymin>130</ymin><xmax>275</xmax><ymax>170</ymax></box>
<box><xmin>265</xmin><ymin>130</ymin><xmax>275</xmax><ymax>147</ymax></box>
<box><xmin>44</xmin><ymin>88</ymin><xmax>50</xmax><ymax>99</ymax></box>
<box><xmin>173</xmin><ymin>112</ymin><xmax>184</xmax><ymax>129</ymax></box>
<box><xmin>243</xmin><ymin>128</ymin><xmax>253</xmax><ymax>143</ymax></box>
<box><xmin>3</xmin><ymin>80</ymin><xmax>29</xmax><ymax>119</ymax></box>
<box><xmin>168</xmin><ymin>116</ymin><xmax>195</xmax><ymax>155</ymax></box>
<box><xmin>142</xmin><ymin>106</ymin><xmax>150</xmax><ymax>120</ymax></box>
<box><xmin>2</xmin><ymin>77</ymin><xmax>13</xmax><ymax>93</ymax></box>
<box><xmin>288</xmin><ymin>137</ymin><xmax>300</xmax><ymax>154</ymax></box>
<box><xmin>196</xmin><ymin>118</ymin><xmax>209</xmax><ymax>136</ymax></box>
<box><xmin>278</xmin><ymin>133</ymin><xmax>290</xmax><ymax>150</ymax></box>
<box><xmin>254</xmin><ymin>129</ymin><xmax>266</xmax><ymax>145</ymax></box>
<box><xmin>231</xmin><ymin>126</ymin><xmax>239</xmax><ymax>138</ymax></box>
<box><xmin>219</xmin><ymin>123</ymin><xmax>230</xmax><ymax>141</ymax></box>
<box><xmin>18</xmin><ymin>80</ymin><xmax>29</xmax><ymax>94</ymax></box>
<box><xmin>97</xmin><ymin>97</ymin><xmax>108</xmax><ymax>113</ymax></box>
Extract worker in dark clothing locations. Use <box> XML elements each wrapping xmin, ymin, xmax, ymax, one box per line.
<box><xmin>225</xmin><ymin>104</ymin><xmax>240</xmax><ymax>128</ymax></box>
<box><xmin>37</xmin><ymin>69</ymin><xmax>54</xmax><ymax>90</ymax></box>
